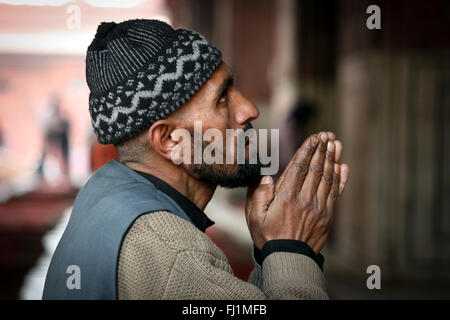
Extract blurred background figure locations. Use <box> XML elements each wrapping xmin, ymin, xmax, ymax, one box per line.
<box><xmin>37</xmin><ymin>96</ymin><xmax>71</xmax><ymax>187</ymax></box>
<box><xmin>0</xmin><ymin>0</ymin><xmax>449</xmax><ymax>299</ymax></box>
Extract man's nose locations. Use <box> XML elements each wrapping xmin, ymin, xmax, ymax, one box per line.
<box><xmin>231</xmin><ymin>90</ymin><xmax>259</xmax><ymax>125</ymax></box>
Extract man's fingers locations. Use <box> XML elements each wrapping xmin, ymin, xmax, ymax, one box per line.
<box><xmin>246</xmin><ymin>176</ymin><xmax>274</xmax><ymax>226</ymax></box>
<box><xmin>245</xmin><ymin>185</ymin><xmax>256</xmax><ymax>218</ymax></box>
<box><xmin>316</xmin><ymin>141</ymin><xmax>335</xmax><ymax>205</ymax></box>
<box><xmin>339</xmin><ymin>163</ymin><xmax>350</xmax><ymax>195</ymax></box>
<box><xmin>334</xmin><ymin>140</ymin><xmax>343</xmax><ymax>163</ymax></box>
<box><xmin>327</xmin><ymin>131</ymin><xmax>336</xmax><ymax>141</ymax></box>
<box><xmin>275</xmin><ymin>133</ymin><xmax>318</xmax><ymax>191</ymax></box>
<box><xmin>275</xmin><ymin>134</ymin><xmax>319</xmax><ymax>195</ymax></box>
<box><xmin>326</xmin><ymin>164</ymin><xmax>341</xmax><ymax>214</ymax></box>
<box><xmin>299</xmin><ymin>132</ymin><xmax>329</xmax><ymax>198</ymax></box>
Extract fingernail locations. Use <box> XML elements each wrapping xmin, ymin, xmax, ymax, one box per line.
<box><xmin>327</xmin><ymin>141</ymin><xmax>335</xmax><ymax>152</ymax></box>
<box><xmin>320</xmin><ymin>132</ymin><xmax>328</xmax><ymax>143</ymax></box>
<box><xmin>311</xmin><ymin>136</ymin><xmax>319</xmax><ymax>147</ymax></box>
<box><xmin>328</xmin><ymin>132</ymin><xmax>336</xmax><ymax>140</ymax></box>
<box><xmin>260</xmin><ymin>176</ymin><xmax>272</xmax><ymax>185</ymax></box>
<box><xmin>335</xmin><ymin>164</ymin><xmax>340</xmax><ymax>174</ymax></box>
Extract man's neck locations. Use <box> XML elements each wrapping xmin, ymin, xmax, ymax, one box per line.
<box><xmin>122</xmin><ymin>159</ymin><xmax>216</xmax><ymax>211</ymax></box>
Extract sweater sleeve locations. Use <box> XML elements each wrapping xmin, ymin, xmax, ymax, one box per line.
<box><xmin>247</xmin><ymin>249</ymin><xmax>263</xmax><ymax>289</ymax></box>
<box><xmin>117</xmin><ymin>211</ymin><xmax>329</xmax><ymax>300</ymax></box>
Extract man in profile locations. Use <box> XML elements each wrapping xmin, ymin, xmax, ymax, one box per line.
<box><xmin>43</xmin><ymin>19</ymin><xmax>349</xmax><ymax>299</ymax></box>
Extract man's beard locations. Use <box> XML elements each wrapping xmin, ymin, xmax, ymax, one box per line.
<box><xmin>191</xmin><ymin>161</ymin><xmax>261</xmax><ymax>188</ymax></box>
<box><xmin>188</xmin><ymin>123</ymin><xmax>262</xmax><ymax>188</ymax></box>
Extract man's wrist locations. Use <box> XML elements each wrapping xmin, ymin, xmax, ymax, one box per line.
<box><xmin>254</xmin><ymin>239</ymin><xmax>324</xmax><ymax>271</ymax></box>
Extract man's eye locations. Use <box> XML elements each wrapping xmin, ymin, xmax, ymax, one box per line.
<box><xmin>219</xmin><ymin>89</ymin><xmax>227</xmax><ymax>103</ymax></box>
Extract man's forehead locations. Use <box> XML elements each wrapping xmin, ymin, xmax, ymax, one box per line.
<box><xmin>192</xmin><ymin>61</ymin><xmax>233</xmax><ymax>100</ymax></box>
<box><xmin>220</xmin><ymin>61</ymin><xmax>233</xmax><ymax>77</ymax></box>
<box><xmin>213</xmin><ymin>61</ymin><xmax>234</xmax><ymax>82</ymax></box>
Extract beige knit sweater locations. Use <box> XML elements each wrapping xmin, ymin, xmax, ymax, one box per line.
<box><xmin>117</xmin><ymin>210</ymin><xmax>329</xmax><ymax>299</ymax></box>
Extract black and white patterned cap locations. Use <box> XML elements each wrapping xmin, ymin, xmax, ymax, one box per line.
<box><xmin>86</xmin><ymin>19</ymin><xmax>222</xmax><ymax>145</ymax></box>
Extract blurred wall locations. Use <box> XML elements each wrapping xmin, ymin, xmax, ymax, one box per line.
<box><xmin>296</xmin><ymin>0</ymin><xmax>450</xmax><ymax>296</ymax></box>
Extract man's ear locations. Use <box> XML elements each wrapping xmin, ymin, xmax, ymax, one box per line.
<box><xmin>147</xmin><ymin>120</ymin><xmax>178</xmax><ymax>161</ymax></box>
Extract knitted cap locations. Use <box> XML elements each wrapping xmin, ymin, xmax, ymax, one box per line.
<box><xmin>86</xmin><ymin>19</ymin><xmax>222</xmax><ymax>145</ymax></box>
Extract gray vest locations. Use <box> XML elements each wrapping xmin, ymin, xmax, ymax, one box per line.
<box><xmin>42</xmin><ymin>159</ymin><xmax>192</xmax><ymax>300</ymax></box>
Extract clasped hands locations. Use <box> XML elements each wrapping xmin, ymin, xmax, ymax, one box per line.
<box><xmin>246</xmin><ymin>132</ymin><xmax>350</xmax><ymax>254</ymax></box>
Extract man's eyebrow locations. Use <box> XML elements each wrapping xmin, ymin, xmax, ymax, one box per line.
<box><xmin>215</xmin><ymin>73</ymin><xmax>234</xmax><ymax>97</ymax></box>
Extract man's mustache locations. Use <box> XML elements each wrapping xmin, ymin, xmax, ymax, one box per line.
<box><xmin>243</xmin><ymin>123</ymin><xmax>254</xmax><ymax>133</ymax></box>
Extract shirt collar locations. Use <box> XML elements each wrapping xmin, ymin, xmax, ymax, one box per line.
<box><xmin>132</xmin><ymin>169</ymin><xmax>215</xmax><ymax>233</ymax></box>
